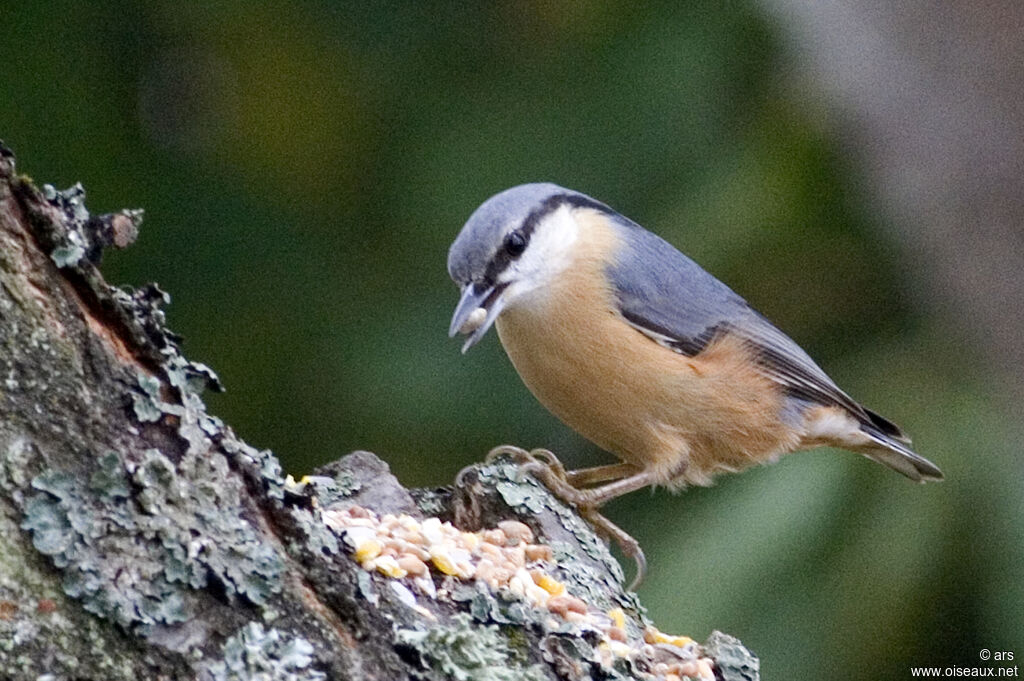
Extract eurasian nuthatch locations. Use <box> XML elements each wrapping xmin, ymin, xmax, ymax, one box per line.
<box><xmin>447</xmin><ymin>183</ymin><xmax>943</xmax><ymax>587</ymax></box>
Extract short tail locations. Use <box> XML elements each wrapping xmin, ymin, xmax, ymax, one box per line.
<box><xmin>859</xmin><ymin>408</ymin><xmax>944</xmax><ymax>482</ymax></box>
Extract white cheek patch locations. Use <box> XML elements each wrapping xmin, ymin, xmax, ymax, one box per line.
<box><xmin>504</xmin><ymin>206</ymin><xmax>580</xmax><ymax>286</ymax></box>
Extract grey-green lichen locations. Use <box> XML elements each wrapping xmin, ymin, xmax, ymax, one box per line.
<box><xmin>201</xmin><ymin>622</ymin><xmax>325</xmax><ymax>681</ymax></box>
<box><xmin>285</xmin><ymin>506</ymin><xmax>340</xmax><ymax>558</ymax></box>
<box><xmin>703</xmin><ymin>630</ymin><xmax>760</xmax><ymax>681</ymax></box>
<box><xmin>410</xmin><ymin>487</ymin><xmax>447</xmax><ymax>516</ymax></box>
<box><xmin>19</xmin><ymin>448</ymin><xmax>282</xmax><ymax>630</ymax></box>
<box><xmin>318</xmin><ymin>469</ymin><xmax>361</xmax><ymax>502</ymax></box>
<box><xmin>451</xmin><ymin>581</ymin><xmax>534</xmax><ymax>628</ymax></box>
<box><xmin>42</xmin><ymin>183</ymin><xmax>89</xmax><ymax>267</ymax></box>
<box><xmin>126</xmin><ymin>315</ymin><xmax>224</xmax><ymax>441</ymax></box>
<box><xmin>396</xmin><ymin>614</ymin><xmax>547</xmax><ymax>681</ymax></box>
<box><xmin>41</xmin><ymin>182</ymin><xmax>143</xmax><ymax>268</ymax></box>
<box><xmin>131</xmin><ymin>371</ymin><xmax>165</xmax><ymax>423</ymax></box>
<box><xmin>0</xmin><ymin>498</ymin><xmax>145</xmax><ymax>679</ymax></box>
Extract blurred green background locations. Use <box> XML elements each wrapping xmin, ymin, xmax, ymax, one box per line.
<box><xmin>3</xmin><ymin>2</ymin><xmax>1021</xmax><ymax>679</ymax></box>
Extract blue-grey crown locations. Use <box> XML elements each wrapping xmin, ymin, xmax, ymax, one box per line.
<box><xmin>447</xmin><ymin>183</ymin><xmax>606</xmax><ymax>285</ymax></box>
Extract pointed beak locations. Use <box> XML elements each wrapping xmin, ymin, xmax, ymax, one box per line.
<box><xmin>448</xmin><ymin>281</ymin><xmax>509</xmax><ymax>353</ymax></box>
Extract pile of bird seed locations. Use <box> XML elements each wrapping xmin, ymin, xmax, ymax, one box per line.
<box><xmin>323</xmin><ymin>505</ymin><xmax>715</xmax><ymax>681</ymax></box>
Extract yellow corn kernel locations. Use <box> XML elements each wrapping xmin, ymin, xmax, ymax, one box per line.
<box><xmin>373</xmin><ymin>555</ymin><xmax>408</xmax><ymax>578</ymax></box>
<box><xmin>665</xmin><ymin>635</ymin><xmax>694</xmax><ymax>647</ymax></box>
<box><xmin>646</xmin><ymin>626</ymin><xmax>694</xmax><ymax>648</ymax></box>
<box><xmin>354</xmin><ymin>539</ymin><xmax>382</xmax><ymax>563</ymax></box>
<box><xmin>607</xmin><ymin>607</ymin><xmax>626</xmax><ymax>630</ymax></box>
<box><xmin>536</xmin><ymin>574</ymin><xmax>566</xmax><ymax>596</ymax></box>
<box><xmin>429</xmin><ymin>546</ymin><xmax>459</xmax><ymax>576</ymax></box>
<box><xmin>460</xmin><ymin>532</ymin><xmax>481</xmax><ymax>551</ymax></box>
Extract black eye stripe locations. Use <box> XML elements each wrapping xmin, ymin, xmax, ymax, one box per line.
<box><xmin>480</xmin><ymin>192</ymin><xmax>610</xmax><ymax>285</ymax></box>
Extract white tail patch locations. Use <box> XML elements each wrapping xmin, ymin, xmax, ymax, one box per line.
<box><xmin>801</xmin><ymin>405</ymin><xmax>943</xmax><ymax>482</ymax></box>
<box><xmin>802</xmin><ymin>406</ymin><xmax>873</xmax><ymax>449</ymax></box>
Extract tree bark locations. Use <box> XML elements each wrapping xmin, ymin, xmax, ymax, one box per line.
<box><xmin>0</xmin><ymin>143</ymin><xmax>757</xmax><ymax>681</ymax></box>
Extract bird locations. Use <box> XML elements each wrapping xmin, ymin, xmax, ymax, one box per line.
<box><xmin>446</xmin><ymin>183</ymin><xmax>943</xmax><ymax>589</ymax></box>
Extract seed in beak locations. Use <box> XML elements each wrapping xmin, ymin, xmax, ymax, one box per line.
<box><xmin>457</xmin><ymin>307</ymin><xmax>487</xmax><ymax>335</ymax></box>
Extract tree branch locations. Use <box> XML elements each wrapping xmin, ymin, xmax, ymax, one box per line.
<box><xmin>0</xmin><ymin>142</ymin><xmax>758</xmax><ymax>681</ymax></box>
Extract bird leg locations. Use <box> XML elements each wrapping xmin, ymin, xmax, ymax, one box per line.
<box><xmin>566</xmin><ymin>462</ymin><xmax>639</xmax><ymax>488</ymax></box>
<box><xmin>484</xmin><ymin>445</ymin><xmax>659</xmax><ymax>590</ymax></box>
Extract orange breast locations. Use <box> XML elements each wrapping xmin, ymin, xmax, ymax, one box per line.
<box><xmin>494</xmin><ymin>211</ymin><xmax>800</xmax><ymax>486</ymax></box>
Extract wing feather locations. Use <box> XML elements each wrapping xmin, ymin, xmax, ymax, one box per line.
<box><xmin>606</xmin><ymin>215</ymin><xmax>878</xmax><ymax>426</ymax></box>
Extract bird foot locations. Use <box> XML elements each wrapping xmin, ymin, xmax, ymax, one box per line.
<box><xmin>485</xmin><ymin>445</ymin><xmax>569</xmax><ymax>481</ymax></box>
<box><xmin>484</xmin><ymin>444</ymin><xmax>647</xmax><ymax>590</ymax></box>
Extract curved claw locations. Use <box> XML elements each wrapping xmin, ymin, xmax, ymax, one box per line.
<box><xmin>624</xmin><ymin>540</ymin><xmax>648</xmax><ymax>593</ymax></box>
<box><xmin>579</xmin><ymin>508</ymin><xmax>648</xmax><ymax>592</ymax></box>
<box><xmin>525</xmin><ymin>448</ymin><xmax>568</xmax><ymax>479</ymax></box>
<box><xmin>485</xmin><ymin>444</ymin><xmax>531</xmax><ymax>464</ymax></box>
<box><xmin>485</xmin><ymin>446</ymin><xmax>569</xmax><ymax>482</ymax></box>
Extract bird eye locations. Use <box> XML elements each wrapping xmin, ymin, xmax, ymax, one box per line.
<box><xmin>504</xmin><ymin>231</ymin><xmax>527</xmax><ymax>257</ymax></box>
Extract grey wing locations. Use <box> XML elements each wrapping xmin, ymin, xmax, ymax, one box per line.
<box><xmin>606</xmin><ymin>217</ymin><xmax>907</xmax><ymax>440</ymax></box>
<box><xmin>606</xmin><ymin>218</ymin><xmax>749</xmax><ymax>356</ymax></box>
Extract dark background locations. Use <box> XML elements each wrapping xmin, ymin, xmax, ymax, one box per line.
<box><xmin>4</xmin><ymin>2</ymin><xmax>1021</xmax><ymax>678</ymax></box>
